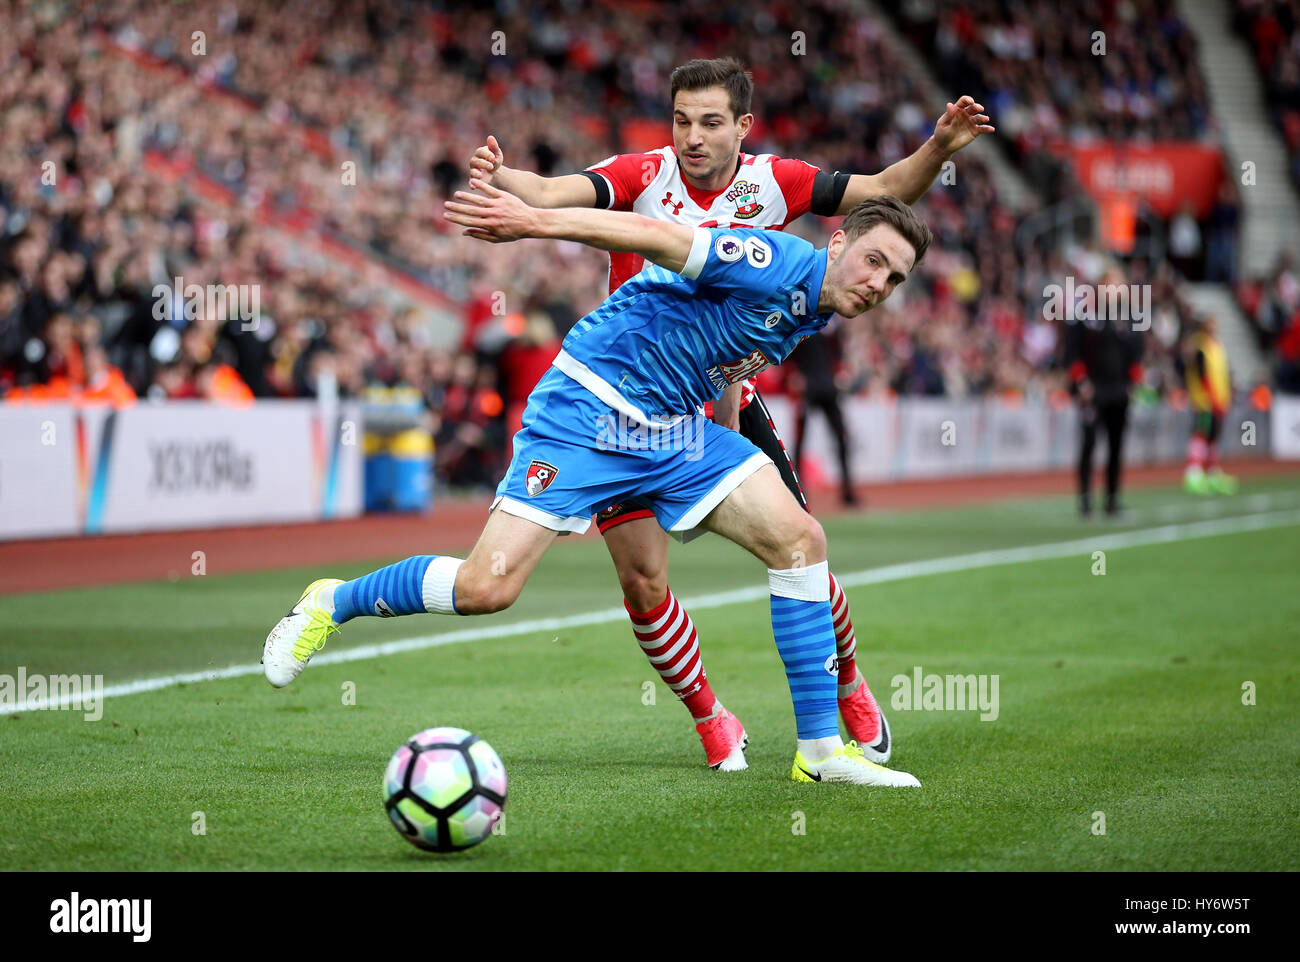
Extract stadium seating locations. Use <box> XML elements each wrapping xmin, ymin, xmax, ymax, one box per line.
<box><xmin>2</xmin><ymin>0</ymin><xmax>1291</xmax><ymax>489</ymax></box>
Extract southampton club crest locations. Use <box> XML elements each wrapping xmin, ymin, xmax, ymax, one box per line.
<box><xmin>725</xmin><ymin>179</ymin><xmax>765</xmax><ymax>219</ymax></box>
<box><xmin>525</xmin><ymin>460</ymin><xmax>559</xmax><ymax>497</ymax></box>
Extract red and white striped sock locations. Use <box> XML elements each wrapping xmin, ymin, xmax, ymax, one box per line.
<box><xmin>627</xmin><ymin>588</ymin><xmax>717</xmax><ymax>721</ymax></box>
<box><xmin>829</xmin><ymin>572</ymin><xmax>859</xmax><ymax>690</ymax></box>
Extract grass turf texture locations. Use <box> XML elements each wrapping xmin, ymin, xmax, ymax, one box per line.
<box><xmin>2</xmin><ymin>475</ymin><xmax>1298</xmax><ymax>871</ymax></box>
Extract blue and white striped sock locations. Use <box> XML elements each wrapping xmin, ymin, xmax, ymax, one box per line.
<box><xmin>330</xmin><ymin>555</ymin><xmax>463</xmax><ymax>624</ymax></box>
<box><xmin>768</xmin><ymin>561</ymin><xmax>839</xmax><ymax>741</ymax></box>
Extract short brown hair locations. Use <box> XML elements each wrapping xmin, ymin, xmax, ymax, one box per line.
<box><xmin>841</xmin><ymin>195</ymin><xmax>932</xmax><ymax>267</ymax></box>
<box><xmin>669</xmin><ymin>58</ymin><xmax>753</xmax><ymax>120</ymax></box>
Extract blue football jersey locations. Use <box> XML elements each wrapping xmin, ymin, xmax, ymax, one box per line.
<box><xmin>552</xmin><ymin>227</ymin><xmax>832</xmax><ymax>425</ymax></box>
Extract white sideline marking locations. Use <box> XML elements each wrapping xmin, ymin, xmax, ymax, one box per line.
<box><xmin>5</xmin><ymin>508</ymin><xmax>1299</xmax><ymax>714</ymax></box>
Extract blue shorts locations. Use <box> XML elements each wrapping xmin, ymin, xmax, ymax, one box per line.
<box><xmin>492</xmin><ymin>368</ymin><xmax>771</xmax><ymax>536</ymax></box>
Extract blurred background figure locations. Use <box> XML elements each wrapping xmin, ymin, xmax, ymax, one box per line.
<box><xmin>81</xmin><ymin>343</ymin><xmax>136</xmax><ymax>406</ymax></box>
<box><xmin>1064</xmin><ymin>269</ymin><xmax>1146</xmax><ymax>518</ymax></box>
<box><xmin>498</xmin><ymin>309</ymin><xmax>561</xmax><ymax>461</ymax></box>
<box><xmin>790</xmin><ymin>329</ymin><xmax>857</xmax><ymax>506</ymax></box>
<box><xmin>435</xmin><ymin>354</ymin><xmax>505</xmax><ymax>489</ymax></box>
<box><xmin>1181</xmin><ymin>316</ymin><xmax>1238</xmax><ymax>495</ymax></box>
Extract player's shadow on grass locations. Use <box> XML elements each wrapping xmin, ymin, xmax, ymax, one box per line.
<box><xmin>380</xmin><ymin>846</ymin><xmax>497</xmax><ymax>867</ymax></box>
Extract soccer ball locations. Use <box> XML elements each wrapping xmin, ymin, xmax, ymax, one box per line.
<box><xmin>383</xmin><ymin>727</ymin><xmax>507</xmax><ymax>852</ymax></box>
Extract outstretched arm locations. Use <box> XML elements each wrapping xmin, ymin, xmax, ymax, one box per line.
<box><xmin>468</xmin><ymin>135</ymin><xmax>598</xmax><ymax>208</ymax></box>
<box><xmin>833</xmin><ymin>95</ymin><xmax>995</xmax><ymax>213</ymax></box>
<box><xmin>444</xmin><ymin>180</ymin><xmax>695</xmax><ymax>273</ymax></box>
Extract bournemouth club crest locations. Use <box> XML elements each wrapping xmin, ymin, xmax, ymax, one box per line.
<box><xmin>525</xmin><ymin>460</ymin><xmax>559</xmax><ymax>497</ymax></box>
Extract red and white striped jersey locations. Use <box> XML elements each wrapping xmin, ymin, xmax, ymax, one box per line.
<box><xmin>582</xmin><ymin>147</ymin><xmax>830</xmax><ymax>412</ymax></box>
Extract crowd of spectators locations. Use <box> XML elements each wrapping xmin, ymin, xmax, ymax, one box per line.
<box><xmin>897</xmin><ymin>0</ymin><xmax>1215</xmax><ymax>150</ymax></box>
<box><xmin>1236</xmin><ymin>251</ymin><xmax>1300</xmax><ymax>392</ymax></box>
<box><xmin>889</xmin><ymin>1</ymin><xmax>1238</xmax><ymax>273</ymax></box>
<box><xmin>889</xmin><ymin>0</ymin><xmax>1211</xmax><ymax>197</ymax></box>
<box><xmin>1235</xmin><ymin>0</ymin><xmax>1300</xmax><ymax>192</ymax></box>
<box><xmin>0</xmin><ymin>0</ymin><xmax>1284</xmax><ymax>492</ymax></box>
<box><xmin>1226</xmin><ymin>0</ymin><xmax>1300</xmax><ymax>392</ymax></box>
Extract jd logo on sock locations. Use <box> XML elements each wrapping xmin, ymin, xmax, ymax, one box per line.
<box><xmin>824</xmin><ymin>654</ymin><xmax>839</xmax><ymax>676</ymax></box>
<box><xmin>374</xmin><ymin>599</ymin><xmax>396</xmax><ymax>618</ymax></box>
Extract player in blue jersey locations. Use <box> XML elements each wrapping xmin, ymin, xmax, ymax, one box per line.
<box><xmin>263</xmin><ymin>185</ymin><xmax>932</xmax><ymax>786</ymax></box>
<box><xmin>470</xmin><ymin>58</ymin><xmax>992</xmax><ymax>772</ymax></box>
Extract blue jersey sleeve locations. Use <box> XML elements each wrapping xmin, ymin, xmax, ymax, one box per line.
<box><xmin>680</xmin><ymin>227</ymin><xmax>817</xmax><ymax>303</ymax></box>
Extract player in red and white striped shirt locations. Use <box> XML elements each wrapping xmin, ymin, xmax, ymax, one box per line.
<box><xmin>470</xmin><ymin>58</ymin><xmax>991</xmax><ymax>770</ymax></box>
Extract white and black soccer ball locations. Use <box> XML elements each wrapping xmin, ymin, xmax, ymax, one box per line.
<box><xmin>383</xmin><ymin>727</ymin><xmax>507</xmax><ymax>852</ymax></box>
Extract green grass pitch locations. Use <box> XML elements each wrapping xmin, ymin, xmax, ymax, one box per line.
<box><xmin>2</xmin><ymin>476</ymin><xmax>1299</xmax><ymax>871</ymax></box>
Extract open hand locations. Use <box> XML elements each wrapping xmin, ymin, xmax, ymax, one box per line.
<box><xmin>932</xmin><ymin>95</ymin><xmax>995</xmax><ymax>154</ymax></box>
<box><xmin>444</xmin><ymin>179</ymin><xmax>538</xmax><ymax>243</ymax></box>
